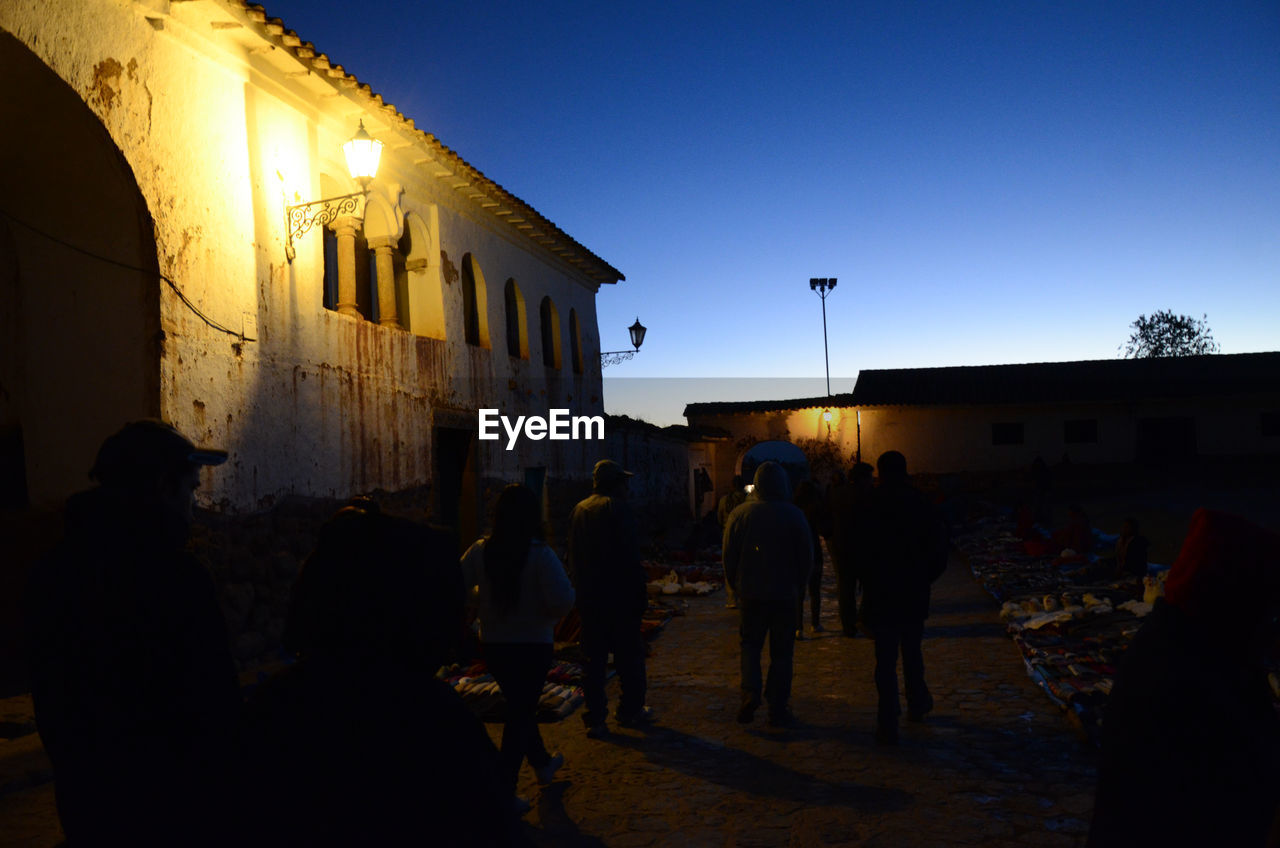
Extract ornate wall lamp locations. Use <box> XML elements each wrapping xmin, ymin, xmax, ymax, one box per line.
<box><xmin>600</xmin><ymin>317</ymin><xmax>647</xmax><ymax>367</ymax></box>
<box><xmin>284</xmin><ymin>121</ymin><xmax>384</xmax><ymax>263</ymax></box>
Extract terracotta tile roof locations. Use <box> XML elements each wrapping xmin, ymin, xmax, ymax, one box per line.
<box><xmin>682</xmin><ymin>352</ymin><xmax>1280</xmax><ymax>418</ymax></box>
<box><xmin>234</xmin><ymin>2</ymin><xmax>623</xmax><ymax>285</ymax></box>
<box><xmin>684</xmin><ymin>393</ymin><xmax>854</xmax><ymax>418</ymax></box>
<box><xmin>853</xmin><ymin>352</ymin><xmax>1280</xmax><ymax>407</ymax></box>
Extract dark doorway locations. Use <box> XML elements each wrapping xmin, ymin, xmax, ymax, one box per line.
<box><xmin>434</xmin><ymin>427</ymin><xmax>479</xmax><ymax>553</ymax></box>
<box><xmin>1136</xmin><ymin>416</ymin><xmax>1197</xmax><ymax>465</ymax></box>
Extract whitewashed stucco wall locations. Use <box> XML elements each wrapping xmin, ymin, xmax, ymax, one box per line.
<box><xmin>3</xmin><ymin>0</ymin><xmax>613</xmax><ymax>511</ymax></box>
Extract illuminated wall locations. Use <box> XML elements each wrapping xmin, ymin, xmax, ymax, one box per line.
<box><xmin>1</xmin><ymin>0</ymin><xmax>617</xmax><ymax>512</ymax></box>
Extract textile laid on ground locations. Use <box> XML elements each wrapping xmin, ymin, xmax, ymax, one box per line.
<box><xmin>438</xmin><ymin>662</ymin><xmax>585</xmax><ymax>724</ymax></box>
<box><xmin>643</xmin><ymin>548</ymin><xmax>725</xmax><ymax>597</ymax></box>
<box><xmin>956</xmin><ymin>514</ymin><xmax>1166</xmax><ymax>743</ymax></box>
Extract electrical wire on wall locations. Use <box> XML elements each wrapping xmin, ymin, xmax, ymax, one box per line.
<box><xmin>0</xmin><ymin>208</ymin><xmax>257</xmax><ymax>341</ymax></box>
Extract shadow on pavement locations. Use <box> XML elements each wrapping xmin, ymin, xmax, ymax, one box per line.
<box><xmin>600</xmin><ymin>724</ymin><xmax>913</xmax><ymax>813</ymax></box>
<box><xmin>525</xmin><ymin>782</ymin><xmax>608</xmax><ymax>848</ymax></box>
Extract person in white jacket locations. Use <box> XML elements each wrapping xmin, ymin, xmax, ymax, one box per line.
<box><xmin>461</xmin><ymin>484</ymin><xmax>576</xmax><ymax>800</ymax></box>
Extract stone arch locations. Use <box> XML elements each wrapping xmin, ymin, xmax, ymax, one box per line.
<box><xmin>539</xmin><ymin>296</ymin><xmax>562</xmax><ymax>369</ymax></box>
<box><xmin>362</xmin><ymin>189</ymin><xmax>402</xmax><ymax>242</ymax></box>
<box><xmin>461</xmin><ymin>253</ymin><xmax>490</xmax><ymax>347</ymax></box>
<box><xmin>399</xmin><ymin>211</ymin><xmax>445</xmax><ymax>339</ymax></box>
<box><xmin>0</xmin><ymin>30</ymin><xmax>160</xmax><ymax>507</ymax></box>
<box><xmin>504</xmin><ymin>278</ymin><xmax>529</xmax><ymax>359</ymax></box>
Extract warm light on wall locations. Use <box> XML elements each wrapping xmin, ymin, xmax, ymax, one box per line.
<box><xmin>285</xmin><ymin>121</ymin><xmax>384</xmax><ymax>262</ymax></box>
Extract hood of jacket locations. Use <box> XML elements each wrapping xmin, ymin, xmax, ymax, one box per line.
<box><xmin>1163</xmin><ymin>508</ymin><xmax>1280</xmax><ymax>636</ymax></box>
<box><xmin>752</xmin><ymin>461</ymin><xmax>791</xmax><ymax>502</ymax></box>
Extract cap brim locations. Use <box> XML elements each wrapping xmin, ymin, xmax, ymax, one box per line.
<box><xmin>189</xmin><ymin>449</ymin><xmax>228</xmax><ymax>466</ymax></box>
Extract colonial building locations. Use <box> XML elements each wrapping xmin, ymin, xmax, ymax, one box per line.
<box><xmin>1</xmin><ymin>0</ymin><xmax>623</xmax><ymax>536</ymax></box>
<box><xmin>685</xmin><ymin>352</ymin><xmax>1280</xmax><ymax>493</ymax></box>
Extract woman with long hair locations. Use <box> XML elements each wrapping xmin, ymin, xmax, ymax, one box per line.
<box><xmin>461</xmin><ymin>484</ymin><xmax>575</xmax><ymax>805</ymax></box>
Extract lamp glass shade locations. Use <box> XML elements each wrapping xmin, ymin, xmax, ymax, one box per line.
<box><xmin>342</xmin><ymin>122</ymin><xmax>383</xmax><ymax>182</ymax></box>
<box><xmin>628</xmin><ymin>318</ymin><xmax>647</xmax><ymax>351</ymax></box>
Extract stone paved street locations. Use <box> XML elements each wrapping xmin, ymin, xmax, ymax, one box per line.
<box><xmin>512</xmin><ymin>553</ymin><xmax>1098</xmax><ymax>847</ymax></box>
<box><xmin>0</xmin><ymin>550</ymin><xmax>1099</xmax><ymax>847</ymax></box>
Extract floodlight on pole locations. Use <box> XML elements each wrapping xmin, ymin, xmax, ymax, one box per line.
<box><xmin>809</xmin><ymin>277</ymin><xmax>837</xmax><ymax>395</ymax></box>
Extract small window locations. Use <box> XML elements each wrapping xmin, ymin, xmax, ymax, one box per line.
<box><xmin>1262</xmin><ymin>413</ymin><xmax>1280</xmax><ymax>438</ymax></box>
<box><xmin>504</xmin><ymin>279</ymin><xmax>528</xmax><ymax>359</ymax></box>
<box><xmin>461</xmin><ymin>253</ymin><xmax>489</xmax><ymax>347</ymax></box>
<box><xmin>991</xmin><ymin>422</ymin><xmax>1024</xmax><ymax>446</ymax></box>
<box><xmin>540</xmin><ymin>296</ymin><xmax>561</xmax><ymax>369</ymax></box>
<box><xmin>1064</xmin><ymin>419</ymin><xmax>1098</xmax><ymax>444</ymax></box>
<box><xmin>569</xmin><ymin>309</ymin><xmax>583</xmax><ymax>374</ymax></box>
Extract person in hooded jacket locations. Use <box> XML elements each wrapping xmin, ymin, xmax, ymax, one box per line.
<box><xmin>238</xmin><ymin>501</ymin><xmax>527</xmax><ymax>846</ymax></box>
<box><xmin>722</xmin><ymin>461</ymin><xmax>813</xmax><ymax>727</ymax></box>
<box><xmin>1087</xmin><ymin>509</ymin><xmax>1280</xmax><ymax>848</ymax></box>
<box><xmin>24</xmin><ymin>420</ymin><xmax>240</xmax><ymax>846</ymax></box>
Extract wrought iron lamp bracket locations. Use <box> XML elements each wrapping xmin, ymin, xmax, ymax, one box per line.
<box><xmin>284</xmin><ymin>192</ymin><xmax>366</xmax><ymax>263</ymax></box>
<box><xmin>600</xmin><ymin>350</ymin><xmax>637</xmax><ymax>368</ymax></box>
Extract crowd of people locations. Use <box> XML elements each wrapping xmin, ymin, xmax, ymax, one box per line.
<box><xmin>21</xmin><ymin>418</ymin><xmax>1280</xmax><ymax>845</ymax></box>
<box><xmin>718</xmin><ymin>451</ymin><xmax>949</xmax><ymax>743</ymax></box>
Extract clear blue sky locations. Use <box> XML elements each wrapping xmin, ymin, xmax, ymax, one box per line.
<box><xmin>259</xmin><ymin>1</ymin><xmax>1279</xmax><ymax>424</ymax></box>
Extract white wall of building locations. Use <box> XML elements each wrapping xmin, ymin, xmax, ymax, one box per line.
<box><xmin>2</xmin><ymin>0</ymin><xmax>615</xmax><ymax>511</ymax></box>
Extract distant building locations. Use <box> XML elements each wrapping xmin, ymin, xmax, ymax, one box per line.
<box><xmin>1</xmin><ymin>0</ymin><xmax>623</xmax><ymax>536</ymax></box>
<box><xmin>685</xmin><ymin>352</ymin><xmax>1280</xmax><ymax>490</ymax></box>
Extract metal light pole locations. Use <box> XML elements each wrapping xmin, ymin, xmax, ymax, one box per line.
<box><xmin>809</xmin><ymin>277</ymin><xmax>836</xmax><ymax>395</ymax></box>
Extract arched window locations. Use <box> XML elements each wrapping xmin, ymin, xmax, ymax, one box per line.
<box><xmin>540</xmin><ymin>296</ymin><xmax>561</xmax><ymax>369</ymax></box>
<box><xmin>322</xmin><ymin>227</ymin><xmax>375</xmax><ymax>320</ymax></box>
<box><xmin>461</xmin><ymin>253</ymin><xmax>489</xmax><ymax>347</ymax></box>
<box><xmin>569</xmin><ymin>308</ymin><xmax>584</xmax><ymax>374</ymax></box>
<box><xmin>504</xmin><ymin>279</ymin><xmax>528</xmax><ymax>359</ymax></box>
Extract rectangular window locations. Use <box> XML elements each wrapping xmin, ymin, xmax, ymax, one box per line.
<box><xmin>991</xmin><ymin>422</ymin><xmax>1024</xmax><ymax>446</ymax></box>
<box><xmin>1262</xmin><ymin>413</ymin><xmax>1280</xmax><ymax>438</ymax></box>
<box><xmin>1063</xmin><ymin>419</ymin><xmax>1098</xmax><ymax>444</ymax></box>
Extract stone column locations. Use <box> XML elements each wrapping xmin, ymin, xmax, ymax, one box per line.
<box><xmin>369</xmin><ymin>236</ymin><xmax>400</xmax><ymax>328</ymax></box>
<box><xmin>333</xmin><ymin>216</ymin><xmax>360</xmax><ymax>317</ymax></box>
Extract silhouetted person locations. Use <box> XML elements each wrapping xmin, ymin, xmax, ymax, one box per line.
<box><xmin>722</xmin><ymin>461</ymin><xmax>812</xmax><ymax>728</ymax></box>
<box><xmin>1088</xmin><ymin>509</ymin><xmax>1280</xmax><ymax>847</ymax></box>
<box><xmin>861</xmin><ymin>450</ymin><xmax>948</xmax><ymax>745</ymax></box>
<box><xmin>461</xmin><ymin>484</ymin><xmax>575</xmax><ymax>803</ymax></box>
<box><xmin>1030</xmin><ymin>455</ymin><xmax>1052</xmax><ymax>524</ymax></box>
<box><xmin>792</xmin><ymin>479</ymin><xmax>826</xmax><ymax>637</ymax></box>
<box><xmin>238</xmin><ymin>501</ymin><xmax>526</xmax><ymax>846</ymax></box>
<box><xmin>1113</xmin><ymin>517</ymin><xmax>1149</xmax><ymax>579</ymax></box>
<box><xmin>24</xmin><ymin>419</ymin><xmax>239</xmax><ymax>845</ymax></box>
<box><xmin>826</xmin><ymin>461</ymin><xmax>875</xmax><ymax>636</ymax></box>
<box><xmin>717</xmin><ymin>474</ymin><xmax>749</xmax><ymax>609</ymax></box>
<box><xmin>568</xmin><ymin>460</ymin><xmax>652</xmax><ymax>737</ymax></box>
<box><xmin>1054</xmin><ymin>503</ymin><xmax>1093</xmax><ymax>557</ymax></box>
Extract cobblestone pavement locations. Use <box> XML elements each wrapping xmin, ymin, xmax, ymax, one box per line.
<box><xmin>513</xmin><ymin>554</ymin><xmax>1098</xmax><ymax>848</ymax></box>
<box><xmin>0</xmin><ymin>552</ymin><xmax>1099</xmax><ymax>847</ymax></box>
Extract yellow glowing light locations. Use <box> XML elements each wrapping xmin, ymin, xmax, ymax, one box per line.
<box><xmin>342</xmin><ymin>121</ymin><xmax>383</xmax><ymax>183</ymax></box>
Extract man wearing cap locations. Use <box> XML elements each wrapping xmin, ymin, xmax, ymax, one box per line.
<box><xmin>568</xmin><ymin>459</ymin><xmax>652</xmax><ymax>737</ymax></box>
<box><xmin>25</xmin><ymin>419</ymin><xmax>240</xmax><ymax>845</ymax></box>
